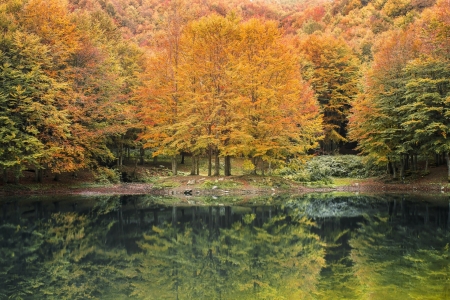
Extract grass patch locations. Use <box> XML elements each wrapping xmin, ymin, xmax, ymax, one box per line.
<box><xmin>68</xmin><ymin>183</ymin><xmax>114</xmax><ymax>189</ymax></box>
<box><xmin>152</xmin><ymin>180</ymin><xmax>181</xmax><ymax>190</ymax></box>
<box><xmin>200</xmin><ymin>179</ymin><xmax>243</xmax><ymax>189</ymax></box>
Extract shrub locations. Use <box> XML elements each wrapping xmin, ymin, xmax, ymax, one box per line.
<box><xmin>94</xmin><ymin>167</ymin><xmax>121</xmax><ymax>184</ymax></box>
<box><xmin>276</xmin><ymin>155</ymin><xmax>383</xmax><ymax>183</ymax></box>
<box><xmin>242</xmin><ymin>159</ymin><xmax>255</xmax><ymax>174</ymax></box>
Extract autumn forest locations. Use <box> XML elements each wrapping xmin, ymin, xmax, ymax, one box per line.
<box><xmin>1</xmin><ymin>0</ymin><xmax>449</xmax><ymax>183</ymax></box>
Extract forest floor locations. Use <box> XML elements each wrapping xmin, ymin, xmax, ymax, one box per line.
<box><xmin>1</xmin><ymin>161</ymin><xmax>449</xmax><ymax>198</ymax></box>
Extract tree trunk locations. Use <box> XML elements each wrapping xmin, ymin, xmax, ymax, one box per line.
<box><xmin>224</xmin><ymin>156</ymin><xmax>231</xmax><ymax>176</ymax></box>
<box><xmin>171</xmin><ymin>156</ymin><xmax>178</xmax><ymax>175</ymax></box>
<box><xmin>446</xmin><ymin>152</ymin><xmax>450</xmax><ymax>182</ymax></box>
<box><xmin>214</xmin><ymin>151</ymin><xmax>220</xmax><ymax>176</ymax></box>
<box><xmin>180</xmin><ymin>152</ymin><xmax>185</xmax><ymax>164</ymax></box>
<box><xmin>139</xmin><ymin>147</ymin><xmax>145</xmax><ymax>165</ymax></box>
<box><xmin>400</xmin><ymin>155</ymin><xmax>405</xmax><ymax>182</ymax></box>
<box><xmin>196</xmin><ymin>156</ymin><xmax>200</xmax><ymax>175</ymax></box>
<box><xmin>251</xmin><ymin>157</ymin><xmax>257</xmax><ymax>175</ymax></box>
<box><xmin>208</xmin><ymin>146</ymin><xmax>212</xmax><ymax>176</ymax></box>
<box><xmin>38</xmin><ymin>169</ymin><xmax>43</xmax><ymax>183</ymax></box>
<box><xmin>425</xmin><ymin>158</ymin><xmax>429</xmax><ymax>172</ymax></box>
<box><xmin>392</xmin><ymin>159</ymin><xmax>397</xmax><ymax>179</ymax></box>
<box><xmin>414</xmin><ymin>154</ymin><xmax>418</xmax><ymax>171</ymax></box>
<box><xmin>2</xmin><ymin>168</ymin><xmax>7</xmax><ymax>184</ymax></box>
<box><xmin>190</xmin><ymin>156</ymin><xmax>196</xmax><ymax>175</ymax></box>
<box><xmin>14</xmin><ymin>165</ymin><xmax>20</xmax><ymax>185</ymax></box>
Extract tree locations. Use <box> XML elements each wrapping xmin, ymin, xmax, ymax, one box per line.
<box><xmin>233</xmin><ymin>19</ymin><xmax>322</xmax><ymax>174</ymax></box>
<box><xmin>299</xmin><ymin>33</ymin><xmax>359</xmax><ymax>153</ymax></box>
<box><xmin>0</xmin><ymin>28</ymin><xmax>72</xmax><ymax>182</ymax></box>
<box><xmin>348</xmin><ymin>28</ymin><xmax>421</xmax><ymax>178</ymax></box>
<box><xmin>137</xmin><ymin>0</ymin><xmax>192</xmax><ymax>175</ymax></box>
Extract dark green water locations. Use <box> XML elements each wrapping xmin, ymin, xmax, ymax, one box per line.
<box><xmin>1</xmin><ymin>194</ymin><xmax>449</xmax><ymax>299</ymax></box>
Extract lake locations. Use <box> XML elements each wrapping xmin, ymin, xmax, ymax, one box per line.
<box><xmin>1</xmin><ymin>193</ymin><xmax>449</xmax><ymax>299</ymax></box>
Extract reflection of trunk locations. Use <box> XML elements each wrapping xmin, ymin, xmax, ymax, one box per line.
<box><xmin>225</xmin><ymin>207</ymin><xmax>231</xmax><ymax>228</ymax></box>
<box><xmin>208</xmin><ymin>206</ymin><xmax>213</xmax><ymax>233</ymax></box>
<box><xmin>172</xmin><ymin>206</ymin><xmax>177</xmax><ymax>227</ymax></box>
<box><xmin>447</xmin><ymin>201</ymin><xmax>450</xmax><ymax>229</ymax></box>
<box><xmin>171</xmin><ymin>156</ymin><xmax>178</xmax><ymax>175</ymax></box>
<box><xmin>118</xmin><ymin>205</ymin><xmax>124</xmax><ymax>235</ymax></box>
<box><xmin>224</xmin><ymin>156</ymin><xmax>231</xmax><ymax>176</ymax></box>
<box><xmin>401</xmin><ymin>197</ymin><xmax>405</xmax><ymax>219</ymax></box>
<box><xmin>425</xmin><ymin>204</ymin><xmax>429</xmax><ymax>225</ymax></box>
<box><xmin>392</xmin><ymin>199</ymin><xmax>397</xmax><ymax>220</ymax></box>
<box><xmin>215</xmin><ymin>206</ymin><xmax>220</xmax><ymax>228</ymax></box>
<box><xmin>153</xmin><ymin>210</ymin><xmax>158</xmax><ymax>225</ymax></box>
<box><xmin>214</xmin><ymin>151</ymin><xmax>220</xmax><ymax>176</ymax></box>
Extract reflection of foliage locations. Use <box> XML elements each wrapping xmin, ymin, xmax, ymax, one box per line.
<box><xmin>0</xmin><ymin>198</ymin><xmax>133</xmax><ymax>299</ymax></box>
<box><xmin>1</xmin><ymin>195</ymin><xmax>448</xmax><ymax>299</ymax></box>
<box><xmin>0</xmin><ymin>223</ymin><xmax>46</xmax><ymax>298</ymax></box>
<box><xmin>218</xmin><ymin>215</ymin><xmax>326</xmax><ymax>299</ymax></box>
<box><xmin>350</xmin><ymin>213</ymin><xmax>450</xmax><ymax>299</ymax></box>
<box><xmin>133</xmin><ymin>211</ymin><xmax>326</xmax><ymax>299</ymax></box>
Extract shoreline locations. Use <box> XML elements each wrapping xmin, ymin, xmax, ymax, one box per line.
<box><xmin>1</xmin><ymin>180</ymin><xmax>449</xmax><ymax>198</ymax></box>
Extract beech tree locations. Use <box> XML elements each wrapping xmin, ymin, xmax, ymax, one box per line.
<box><xmin>139</xmin><ymin>15</ymin><xmax>322</xmax><ymax>176</ymax></box>
<box><xmin>234</xmin><ymin>19</ymin><xmax>322</xmax><ymax>174</ymax></box>
<box><xmin>299</xmin><ymin>33</ymin><xmax>359</xmax><ymax>154</ymax></box>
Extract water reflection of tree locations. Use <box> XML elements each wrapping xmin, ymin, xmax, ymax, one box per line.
<box><xmin>132</xmin><ymin>208</ymin><xmax>326</xmax><ymax>299</ymax></box>
<box><xmin>349</xmin><ymin>200</ymin><xmax>450</xmax><ymax>299</ymax></box>
<box><xmin>0</xmin><ymin>196</ymin><xmax>133</xmax><ymax>299</ymax></box>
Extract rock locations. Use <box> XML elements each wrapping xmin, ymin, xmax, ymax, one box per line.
<box><xmin>212</xmin><ymin>186</ymin><xmax>218</xmax><ymax>189</ymax></box>
<box><xmin>187</xmin><ymin>180</ymin><xmax>196</xmax><ymax>185</ymax></box>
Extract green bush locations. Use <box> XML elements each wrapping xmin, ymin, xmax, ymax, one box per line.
<box><xmin>276</xmin><ymin>155</ymin><xmax>383</xmax><ymax>183</ymax></box>
<box><xmin>94</xmin><ymin>167</ymin><xmax>121</xmax><ymax>184</ymax></box>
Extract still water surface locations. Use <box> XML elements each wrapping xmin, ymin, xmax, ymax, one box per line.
<box><xmin>1</xmin><ymin>193</ymin><xmax>449</xmax><ymax>299</ymax></box>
